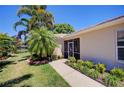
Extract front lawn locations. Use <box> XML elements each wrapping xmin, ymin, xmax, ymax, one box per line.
<box><xmin>0</xmin><ymin>50</ymin><xmax>70</xmax><ymax>87</ymax></box>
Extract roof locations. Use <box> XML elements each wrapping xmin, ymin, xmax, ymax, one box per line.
<box><xmin>64</xmin><ymin>15</ymin><xmax>124</xmax><ymax>39</ymax></box>
<box><xmin>54</xmin><ymin>34</ymin><xmax>67</xmax><ymax>38</ymax></box>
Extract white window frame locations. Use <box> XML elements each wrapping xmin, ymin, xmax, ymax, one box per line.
<box><xmin>116</xmin><ymin>30</ymin><xmax>124</xmax><ymax>63</ymax></box>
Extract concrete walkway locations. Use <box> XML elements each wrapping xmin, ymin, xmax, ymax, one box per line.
<box><xmin>50</xmin><ymin>59</ymin><xmax>105</xmax><ymax>87</ymax></box>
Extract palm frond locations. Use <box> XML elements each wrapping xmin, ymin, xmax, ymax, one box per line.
<box><xmin>27</xmin><ymin>27</ymin><xmax>57</xmax><ymax>57</ymax></box>
<box><xmin>21</xmin><ymin>18</ymin><xmax>29</xmax><ymax>24</ymax></box>
<box><xmin>13</xmin><ymin>21</ymin><xmax>27</xmax><ymax>31</ymax></box>
<box><xmin>17</xmin><ymin>7</ymin><xmax>32</xmax><ymax>17</ymax></box>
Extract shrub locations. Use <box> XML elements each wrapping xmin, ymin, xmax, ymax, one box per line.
<box><xmin>71</xmin><ymin>63</ymin><xmax>78</xmax><ymax>69</ymax></box>
<box><xmin>79</xmin><ymin>66</ymin><xmax>83</xmax><ymax>72</ymax></box>
<box><xmin>68</xmin><ymin>57</ymin><xmax>76</xmax><ymax>63</ymax></box>
<box><xmin>77</xmin><ymin>59</ymin><xmax>83</xmax><ymax>63</ymax></box>
<box><xmin>1</xmin><ymin>51</ymin><xmax>8</xmax><ymax>57</ymax></box>
<box><xmin>66</xmin><ymin>60</ymin><xmax>73</xmax><ymax>66</ymax></box>
<box><xmin>110</xmin><ymin>68</ymin><xmax>124</xmax><ymax>80</ymax></box>
<box><xmin>75</xmin><ymin>62</ymin><xmax>83</xmax><ymax>70</ymax></box>
<box><xmin>31</xmin><ymin>54</ymin><xmax>39</xmax><ymax>61</ymax></box>
<box><xmin>77</xmin><ymin>59</ymin><xmax>86</xmax><ymax>66</ymax></box>
<box><xmin>83</xmin><ymin>61</ymin><xmax>94</xmax><ymax>69</ymax></box>
<box><xmin>81</xmin><ymin>66</ymin><xmax>90</xmax><ymax>76</ymax></box>
<box><xmin>51</xmin><ymin>55</ymin><xmax>58</xmax><ymax>60</ymax></box>
<box><xmin>104</xmin><ymin>74</ymin><xmax>120</xmax><ymax>87</ymax></box>
<box><xmin>70</xmin><ymin>63</ymin><xmax>81</xmax><ymax>70</ymax></box>
<box><xmin>28</xmin><ymin>60</ymin><xmax>48</xmax><ymax>65</ymax></box>
<box><xmin>95</xmin><ymin>64</ymin><xmax>106</xmax><ymax>74</ymax></box>
<box><xmin>0</xmin><ymin>33</ymin><xmax>17</xmax><ymax>57</ymax></box>
<box><xmin>89</xmin><ymin>69</ymin><xmax>100</xmax><ymax>80</ymax></box>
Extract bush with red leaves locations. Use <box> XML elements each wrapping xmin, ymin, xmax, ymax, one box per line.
<box><xmin>28</xmin><ymin>59</ymin><xmax>48</xmax><ymax>65</ymax></box>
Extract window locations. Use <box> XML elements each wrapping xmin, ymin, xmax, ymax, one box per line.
<box><xmin>74</xmin><ymin>38</ymin><xmax>80</xmax><ymax>59</ymax></box>
<box><xmin>64</xmin><ymin>41</ymin><xmax>68</xmax><ymax>58</ymax></box>
<box><xmin>64</xmin><ymin>41</ymin><xmax>68</xmax><ymax>51</ymax></box>
<box><xmin>74</xmin><ymin>38</ymin><xmax>80</xmax><ymax>53</ymax></box>
<box><xmin>117</xmin><ymin>31</ymin><xmax>124</xmax><ymax>61</ymax></box>
<box><xmin>64</xmin><ymin>38</ymin><xmax>80</xmax><ymax>59</ymax></box>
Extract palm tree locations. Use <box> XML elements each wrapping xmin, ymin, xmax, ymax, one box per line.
<box><xmin>14</xmin><ymin>5</ymin><xmax>54</xmax><ymax>39</ymax></box>
<box><xmin>0</xmin><ymin>33</ymin><xmax>17</xmax><ymax>57</ymax></box>
<box><xmin>27</xmin><ymin>27</ymin><xmax>57</xmax><ymax>58</ymax></box>
<box><xmin>14</xmin><ymin>18</ymin><xmax>29</xmax><ymax>39</ymax></box>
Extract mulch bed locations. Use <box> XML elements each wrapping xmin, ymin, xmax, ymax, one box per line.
<box><xmin>28</xmin><ymin>58</ymin><xmax>49</xmax><ymax>65</ymax></box>
<box><xmin>0</xmin><ymin>56</ymin><xmax>8</xmax><ymax>60</ymax></box>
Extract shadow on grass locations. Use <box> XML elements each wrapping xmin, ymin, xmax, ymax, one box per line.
<box><xmin>18</xmin><ymin>58</ymin><xmax>27</xmax><ymax>62</ymax></box>
<box><xmin>0</xmin><ymin>60</ymin><xmax>16</xmax><ymax>72</ymax></box>
<box><xmin>8</xmin><ymin>54</ymin><xmax>17</xmax><ymax>57</ymax></box>
<box><xmin>22</xmin><ymin>55</ymin><xmax>30</xmax><ymax>59</ymax></box>
<box><xmin>0</xmin><ymin>74</ymin><xmax>33</xmax><ymax>87</ymax></box>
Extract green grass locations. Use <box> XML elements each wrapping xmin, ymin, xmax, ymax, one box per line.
<box><xmin>0</xmin><ymin>51</ymin><xmax>70</xmax><ymax>87</ymax></box>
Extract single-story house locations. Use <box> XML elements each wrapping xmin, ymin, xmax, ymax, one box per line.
<box><xmin>55</xmin><ymin>15</ymin><xmax>124</xmax><ymax>70</ymax></box>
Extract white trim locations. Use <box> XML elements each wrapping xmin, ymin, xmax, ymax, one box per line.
<box><xmin>118</xmin><ymin>46</ymin><xmax>124</xmax><ymax>48</ymax></box>
<box><xmin>118</xmin><ymin>39</ymin><xmax>124</xmax><ymax>42</ymax></box>
<box><xmin>118</xmin><ymin>60</ymin><xmax>124</xmax><ymax>64</ymax></box>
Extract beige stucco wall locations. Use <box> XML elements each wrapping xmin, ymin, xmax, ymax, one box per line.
<box><xmin>64</xmin><ymin>23</ymin><xmax>124</xmax><ymax>69</ymax></box>
<box><xmin>53</xmin><ymin>34</ymin><xmax>66</xmax><ymax>57</ymax></box>
<box><xmin>56</xmin><ymin>36</ymin><xmax>64</xmax><ymax>54</ymax></box>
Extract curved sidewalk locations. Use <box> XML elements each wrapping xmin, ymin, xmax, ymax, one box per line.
<box><xmin>50</xmin><ymin>59</ymin><xmax>105</xmax><ymax>87</ymax></box>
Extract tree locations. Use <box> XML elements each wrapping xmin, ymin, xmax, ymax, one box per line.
<box><xmin>53</xmin><ymin>24</ymin><xmax>75</xmax><ymax>34</ymax></box>
<box><xmin>14</xmin><ymin>5</ymin><xmax>54</xmax><ymax>39</ymax></box>
<box><xmin>27</xmin><ymin>27</ymin><xmax>57</xmax><ymax>58</ymax></box>
<box><xmin>14</xmin><ymin>18</ymin><xmax>29</xmax><ymax>39</ymax></box>
<box><xmin>0</xmin><ymin>33</ymin><xmax>17</xmax><ymax>57</ymax></box>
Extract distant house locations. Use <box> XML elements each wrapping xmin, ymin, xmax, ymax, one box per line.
<box><xmin>55</xmin><ymin>15</ymin><xmax>124</xmax><ymax>69</ymax></box>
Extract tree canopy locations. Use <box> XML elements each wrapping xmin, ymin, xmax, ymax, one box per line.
<box><xmin>14</xmin><ymin>5</ymin><xmax>54</xmax><ymax>39</ymax></box>
<box><xmin>53</xmin><ymin>24</ymin><xmax>75</xmax><ymax>34</ymax></box>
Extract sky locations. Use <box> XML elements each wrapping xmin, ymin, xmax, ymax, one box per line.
<box><xmin>0</xmin><ymin>5</ymin><xmax>124</xmax><ymax>36</ymax></box>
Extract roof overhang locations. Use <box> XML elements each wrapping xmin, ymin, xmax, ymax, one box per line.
<box><xmin>64</xmin><ymin>16</ymin><xmax>124</xmax><ymax>39</ymax></box>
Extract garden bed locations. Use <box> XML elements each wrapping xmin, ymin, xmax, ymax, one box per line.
<box><xmin>28</xmin><ymin>58</ymin><xmax>49</xmax><ymax>65</ymax></box>
<box><xmin>0</xmin><ymin>56</ymin><xmax>8</xmax><ymax>60</ymax></box>
<box><xmin>65</xmin><ymin>57</ymin><xmax>124</xmax><ymax>87</ymax></box>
